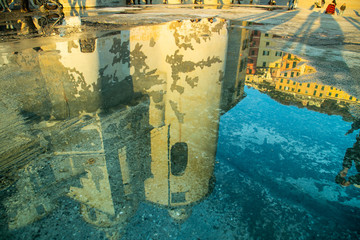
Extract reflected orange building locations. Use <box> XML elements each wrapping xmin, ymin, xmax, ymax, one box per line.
<box><xmin>246</xmin><ymin>32</ymin><xmax>359</xmax><ymax>105</ymax></box>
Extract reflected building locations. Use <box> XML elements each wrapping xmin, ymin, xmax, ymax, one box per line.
<box><xmin>245</xmin><ymin>33</ymin><xmax>360</xmax><ymax>120</ymax></box>
<box><xmin>246</xmin><ymin>28</ymin><xmax>261</xmax><ymax>76</ymax></box>
<box><xmin>2</xmin><ymin>30</ymin><xmax>151</xmax><ymax>231</ymax></box>
<box><xmin>220</xmin><ymin>20</ymin><xmax>250</xmax><ymax>113</ymax></box>
<box><xmin>1</xmin><ymin>18</ymin><xmax>246</xmax><ymax>233</ymax></box>
<box><xmin>128</xmin><ymin>18</ymin><xmax>235</xmax><ymax>221</ymax></box>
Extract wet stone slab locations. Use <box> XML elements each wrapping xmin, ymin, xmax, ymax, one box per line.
<box><xmin>0</xmin><ymin>13</ymin><xmax>360</xmax><ymax>240</ymax></box>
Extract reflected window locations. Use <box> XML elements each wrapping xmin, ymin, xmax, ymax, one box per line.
<box><xmin>321</xmin><ymin>86</ymin><xmax>325</xmax><ymax>90</ymax></box>
<box><xmin>315</xmin><ymin>85</ymin><xmax>318</xmax><ymax>89</ymax></box>
<box><xmin>287</xmin><ymin>80</ymin><xmax>290</xmax><ymax>84</ymax></box>
<box><xmin>79</xmin><ymin>39</ymin><xmax>96</xmax><ymax>53</ymax></box>
<box><xmin>350</xmin><ymin>96</ymin><xmax>353</xmax><ymax>100</ymax></box>
<box><xmin>320</xmin><ymin>93</ymin><xmax>323</xmax><ymax>97</ymax></box>
<box><xmin>279</xmin><ymin>86</ymin><xmax>282</xmax><ymax>89</ymax></box>
<box><xmin>284</xmin><ymin>73</ymin><xmax>288</xmax><ymax>77</ymax></box>
<box><xmin>292</xmin><ymin>62</ymin><xmax>297</xmax><ymax>68</ymax></box>
<box><xmin>329</xmin><ymin>93</ymin><xmax>332</xmax><ymax>96</ymax></box>
<box><xmin>280</xmin><ymin>79</ymin><xmax>283</xmax><ymax>83</ymax></box>
<box><xmin>298</xmin><ymin>89</ymin><xmax>301</xmax><ymax>92</ymax></box>
<box><xmin>242</xmin><ymin>39</ymin><xmax>248</xmax><ymax>50</ymax></box>
<box><xmin>170</xmin><ymin>142</ymin><xmax>188</xmax><ymax>176</ymax></box>
<box><xmin>335</xmin><ymin>94</ymin><xmax>338</xmax><ymax>97</ymax></box>
<box><xmin>240</xmin><ymin>59</ymin><xmax>245</xmax><ymax>71</ymax></box>
<box><xmin>297</xmin><ymin>72</ymin><xmax>300</xmax><ymax>76</ymax></box>
<box><xmin>286</xmin><ymin>63</ymin><xmax>289</xmax><ymax>68</ymax></box>
<box><xmin>313</xmin><ymin>90</ymin><xmax>317</xmax><ymax>96</ymax></box>
<box><xmin>307</xmin><ymin>83</ymin><xmax>310</xmax><ymax>87</ymax></box>
<box><xmin>291</xmin><ymin>72</ymin><xmax>294</xmax><ymax>77</ymax></box>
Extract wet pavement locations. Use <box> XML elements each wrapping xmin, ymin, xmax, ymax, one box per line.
<box><xmin>1</xmin><ymin>6</ymin><xmax>360</xmax><ymax>240</ymax></box>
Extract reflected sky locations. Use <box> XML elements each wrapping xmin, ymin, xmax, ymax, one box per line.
<box><xmin>0</xmin><ymin>15</ymin><xmax>360</xmax><ymax>240</ymax></box>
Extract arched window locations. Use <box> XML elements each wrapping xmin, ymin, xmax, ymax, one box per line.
<box><xmin>170</xmin><ymin>142</ymin><xmax>188</xmax><ymax>176</ymax></box>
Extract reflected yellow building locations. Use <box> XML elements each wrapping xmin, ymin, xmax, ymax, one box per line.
<box><xmin>246</xmin><ymin>32</ymin><xmax>359</xmax><ymax>107</ymax></box>
<box><xmin>275</xmin><ymin>79</ymin><xmax>359</xmax><ymax>103</ymax></box>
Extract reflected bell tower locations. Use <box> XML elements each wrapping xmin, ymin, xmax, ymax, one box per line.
<box><xmin>128</xmin><ymin>18</ymin><xmax>229</xmax><ymax>221</ymax></box>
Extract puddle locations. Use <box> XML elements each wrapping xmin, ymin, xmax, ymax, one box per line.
<box><xmin>0</xmin><ymin>15</ymin><xmax>360</xmax><ymax>240</ymax></box>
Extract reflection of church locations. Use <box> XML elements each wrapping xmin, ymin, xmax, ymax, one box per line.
<box><xmin>1</xmin><ymin>18</ymin><xmax>246</xmax><ymax>233</ymax></box>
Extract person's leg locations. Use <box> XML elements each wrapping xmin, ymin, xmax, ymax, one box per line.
<box><xmin>0</xmin><ymin>0</ymin><xmax>6</xmax><ymax>12</ymax></box>
<box><xmin>21</xmin><ymin>0</ymin><xmax>31</xmax><ymax>11</ymax></box>
<box><xmin>343</xmin><ymin>148</ymin><xmax>356</xmax><ymax>169</ymax></box>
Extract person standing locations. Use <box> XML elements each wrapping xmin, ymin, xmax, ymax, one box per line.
<box><xmin>20</xmin><ymin>0</ymin><xmax>31</xmax><ymax>12</ymax></box>
<box><xmin>288</xmin><ymin>0</ymin><xmax>297</xmax><ymax>10</ymax></box>
<box><xmin>335</xmin><ymin>135</ymin><xmax>360</xmax><ymax>188</ymax></box>
<box><xmin>339</xmin><ymin>3</ymin><xmax>346</xmax><ymax>15</ymax></box>
<box><xmin>336</xmin><ymin>120</ymin><xmax>360</xmax><ymax>188</ymax></box>
<box><xmin>325</xmin><ymin>0</ymin><xmax>336</xmax><ymax>14</ymax></box>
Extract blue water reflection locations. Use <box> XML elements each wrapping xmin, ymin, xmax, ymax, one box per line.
<box><xmin>215</xmin><ymin>86</ymin><xmax>360</xmax><ymax>239</ymax></box>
